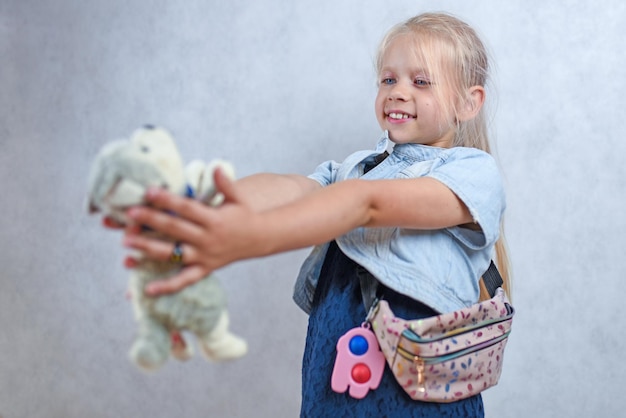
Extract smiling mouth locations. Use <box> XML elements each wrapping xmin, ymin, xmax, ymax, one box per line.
<box><xmin>387</xmin><ymin>112</ymin><xmax>414</xmax><ymax>120</ymax></box>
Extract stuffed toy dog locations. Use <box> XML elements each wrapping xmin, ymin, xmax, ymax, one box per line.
<box><xmin>87</xmin><ymin>125</ymin><xmax>247</xmax><ymax>371</ymax></box>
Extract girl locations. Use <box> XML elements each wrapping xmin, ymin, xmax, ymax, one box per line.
<box><xmin>120</xmin><ymin>12</ymin><xmax>509</xmax><ymax>418</ymax></box>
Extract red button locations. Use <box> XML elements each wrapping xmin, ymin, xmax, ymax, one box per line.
<box><xmin>351</xmin><ymin>363</ymin><xmax>371</xmax><ymax>384</ymax></box>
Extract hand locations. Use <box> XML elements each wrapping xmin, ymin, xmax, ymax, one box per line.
<box><xmin>123</xmin><ymin>168</ymin><xmax>264</xmax><ymax>296</ymax></box>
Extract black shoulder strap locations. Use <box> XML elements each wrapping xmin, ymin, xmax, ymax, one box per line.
<box><xmin>482</xmin><ymin>260</ymin><xmax>504</xmax><ymax>298</ymax></box>
<box><xmin>363</xmin><ymin>151</ymin><xmax>389</xmax><ymax>174</ymax></box>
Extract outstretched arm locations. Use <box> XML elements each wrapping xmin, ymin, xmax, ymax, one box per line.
<box><xmin>103</xmin><ymin>172</ymin><xmax>319</xmax><ymax>229</ymax></box>
<box><xmin>231</xmin><ymin>172</ymin><xmax>322</xmax><ymax>212</ymax></box>
<box><xmin>124</xmin><ymin>169</ymin><xmax>472</xmax><ymax>295</ymax></box>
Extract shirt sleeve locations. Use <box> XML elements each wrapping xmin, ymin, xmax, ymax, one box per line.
<box><xmin>307</xmin><ymin>159</ymin><xmax>341</xmax><ymax>187</ymax></box>
<box><xmin>426</xmin><ymin>148</ymin><xmax>505</xmax><ymax>250</ymax></box>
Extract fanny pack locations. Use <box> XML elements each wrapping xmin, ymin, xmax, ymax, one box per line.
<box><xmin>330</xmin><ymin>261</ymin><xmax>514</xmax><ymax>403</ymax></box>
<box><xmin>368</xmin><ymin>262</ymin><xmax>513</xmax><ymax>402</ymax></box>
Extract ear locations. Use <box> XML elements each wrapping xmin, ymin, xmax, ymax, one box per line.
<box><xmin>457</xmin><ymin>85</ymin><xmax>485</xmax><ymax>122</ymax></box>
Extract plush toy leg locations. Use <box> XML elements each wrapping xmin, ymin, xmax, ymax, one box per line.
<box><xmin>200</xmin><ymin>311</ymin><xmax>247</xmax><ymax>361</ymax></box>
<box><xmin>129</xmin><ymin>317</ymin><xmax>170</xmax><ymax>371</ymax></box>
<box><xmin>170</xmin><ymin>331</ymin><xmax>194</xmax><ymax>361</ymax></box>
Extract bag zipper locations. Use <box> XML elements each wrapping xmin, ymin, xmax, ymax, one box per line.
<box><xmin>395</xmin><ymin>332</ymin><xmax>510</xmax><ymax>392</ymax></box>
<box><xmin>401</xmin><ymin>311</ymin><xmax>513</xmax><ymax>344</ymax></box>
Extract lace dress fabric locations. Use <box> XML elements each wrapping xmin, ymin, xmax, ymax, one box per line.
<box><xmin>300</xmin><ymin>241</ymin><xmax>484</xmax><ymax>418</ymax></box>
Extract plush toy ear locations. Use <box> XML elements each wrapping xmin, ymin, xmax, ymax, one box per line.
<box><xmin>106</xmin><ymin>178</ymin><xmax>147</xmax><ymax>207</ymax></box>
<box><xmin>88</xmin><ymin>178</ymin><xmax>148</xmax><ymax>224</ymax></box>
<box><xmin>187</xmin><ymin>159</ymin><xmax>235</xmax><ymax>205</ymax></box>
<box><xmin>185</xmin><ymin>160</ymin><xmax>207</xmax><ymax>192</ymax></box>
<box><xmin>87</xmin><ymin>140</ymin><xmax>127</xmax><ymax>214</ymax></box>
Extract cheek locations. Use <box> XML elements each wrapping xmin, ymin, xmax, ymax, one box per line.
<box><xmin>374</xmin><ymin>93</ymin><xmax>385</xmax><ymax>117</ymax></box>
<box><xmin>422</xmin><ymin>100</ymin><xmax>445</xmax><ymax>121</ymax></box>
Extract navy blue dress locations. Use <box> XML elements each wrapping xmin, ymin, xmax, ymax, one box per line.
<box><xmin>300</xmin><ymin>241</ymin><xmax>484</xmax><ymax>417</ymax></box>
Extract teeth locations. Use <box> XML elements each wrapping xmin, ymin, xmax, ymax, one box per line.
<box><xmin>389</xmin><ymin>112</ymin><xmax>411</xmax><ymax>120</ymax></box>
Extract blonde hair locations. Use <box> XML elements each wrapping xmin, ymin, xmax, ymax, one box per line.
<box><xmin>376</xmin><ymin>12</ymin><xmax>511</xmax><ymax>299</ymax></box>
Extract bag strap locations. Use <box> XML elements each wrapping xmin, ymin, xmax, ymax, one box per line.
<box><xmin>482</xmin><ymin>260</ymin><xmax>504</xmax><ymax>298</ymax></box>
<box><xmin>363</xmin><ymin>151</ymin><xmax>389</xmax><ymax>173</ymax></box>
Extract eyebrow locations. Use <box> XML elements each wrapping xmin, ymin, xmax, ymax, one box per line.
<box><xmin>379</xmin><ymin>67</ymin><xmax>431</xmax><ymax>77</ymax></box>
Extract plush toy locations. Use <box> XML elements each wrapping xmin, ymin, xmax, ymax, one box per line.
<box><xmin>87</xmin><ymin>125</ymin><xmax>247</xmax><ymax>371</ymax></box>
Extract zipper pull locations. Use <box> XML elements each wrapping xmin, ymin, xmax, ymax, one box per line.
<box><xmin>414</xmin><ymin>357</ymin><xmax>426</xmax><ymax>392</ymax></box>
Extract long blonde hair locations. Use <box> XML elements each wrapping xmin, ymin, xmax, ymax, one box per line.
<box><xmin>376</xmin><ymin>13</ymin><xmax>511</xmax><ymax>299</ymax></box>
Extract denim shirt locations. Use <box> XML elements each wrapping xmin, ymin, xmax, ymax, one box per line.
<box><xmin>292</xmin><ymin>132</ymin><xmax>505</xmax><ymax>315</ymax></box>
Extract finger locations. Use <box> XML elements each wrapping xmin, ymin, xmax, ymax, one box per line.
<box><xmin>103</xmin><ymin>216</ymin><xmax>124</xmax><ymax>229</ymax></box>
<box><xmin>144</xmin><ymin>264</ymin><xmax>209</xmax><ymax>296</ymax></box>
<box><xmin>126</xmin><ymin>205</ymin><xmax>204</xmax><ymax>244</ymax></box>
<box><xmin>124</xmin><ymin>223</ymin><xmax>141</xmax><ymax>235</ymax></box>
<box><xmin>124</xmin><ymin>256</ymin><xmax>139</xmax><ymax>268</ymax></box>
<box><xmin>142</xmin><ymin>188</ymin><xmax>215</xmax><ymax>227</ymax></box>
<box><xmin>123</xmin><ymin>234</ymin><xmax>181</xmax><ymax>262</ymax></box>
<box><xmin>213</xmin><ymin>167</ymin><xmax>243</xmax><ymax>204</ymax></box>
<box><xmin>124</xmin><ymin>234</ymin><xmax>202</xmax><ymax>266</ymax></box>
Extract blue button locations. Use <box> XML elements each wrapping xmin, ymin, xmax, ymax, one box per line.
<box><xmin>349</xmin><ymin>335</ymin><xmax>369</xmax><ymax>355</ymax></box>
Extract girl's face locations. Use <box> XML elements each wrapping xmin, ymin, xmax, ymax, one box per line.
<box><xmin>375</xmin><ymin>34</ymin><xmax>455</xmax><ymax>147</ymax></box>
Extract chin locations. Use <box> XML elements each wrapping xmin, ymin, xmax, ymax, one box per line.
<box><xmin>386</xmin><ymin>133</ymin><xmax>415</xmax><ymax>145</ymax></box>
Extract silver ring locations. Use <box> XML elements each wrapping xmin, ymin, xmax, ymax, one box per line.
<box><xmin>169</xmin><ymin>242</ymin><xmax>184</xmax><ymax>264</ymax></box>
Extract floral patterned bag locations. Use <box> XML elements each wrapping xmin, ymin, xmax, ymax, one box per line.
<box><xmin>367</xmin><ymin>264</ymin><xmax>514</xmax><ymax>403</ymax></box>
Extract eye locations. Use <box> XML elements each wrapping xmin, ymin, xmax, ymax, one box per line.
<box><xmin>414</xmin><ymin>78</ymin><xmax>432</xmax><ymax>87</ymax></box>
<box><xmin>380</xmin><ymin>77</ymin><xmax>396</xmax><ymax>85</ymax></box>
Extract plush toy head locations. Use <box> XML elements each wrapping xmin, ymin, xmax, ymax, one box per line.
<box><xmin>87</xmin><ymin>125</ymin><xmax>187</xmax><ymax>224</ymax></box>
<box><xmin>87</xmin><ymin>126</ymin><xmax>247</xmax><ymax>371</ymax></box>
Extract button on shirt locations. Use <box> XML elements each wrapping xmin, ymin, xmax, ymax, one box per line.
<box><xmin>293</xmin><ymin>133</ymin><xmax>506</xmax><ymax>314</ymax></box>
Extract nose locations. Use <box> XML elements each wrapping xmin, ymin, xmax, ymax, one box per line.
<box><xmin>388</xmin><ymin>82</ymin><xmax>409</xmax><ymax>101</ymax></box>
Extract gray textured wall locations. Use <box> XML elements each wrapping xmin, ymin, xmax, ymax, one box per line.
<box><xmin>1</xmin><ymin>1</ymin><xmax>624</xmax><ymax>417</ymax></box>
